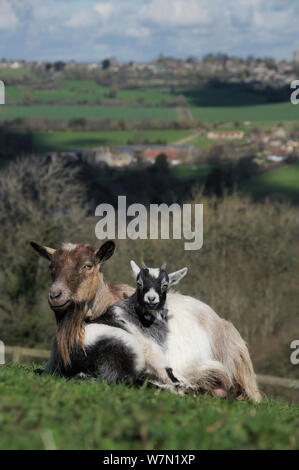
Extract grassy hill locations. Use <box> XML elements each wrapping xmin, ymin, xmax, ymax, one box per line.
<box><xmin>0</xmin><ymin>364</ymin><xmax>298</xmax><ymax>450</ymax></box>
<box><xmin>241</xmin><ymin>161</ymin><xmax>299</xmax><ymax>202</ymax></box>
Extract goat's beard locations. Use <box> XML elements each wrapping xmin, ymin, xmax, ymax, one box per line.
<box><xmin>56</xmin><ymin>302</ymin><xmax>88</xmax><ymax>368</ymax></box>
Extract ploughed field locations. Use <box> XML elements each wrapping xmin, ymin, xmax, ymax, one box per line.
<box><xmin>0</xmin><ymin>364</ymin><xmax>298</xmax><ymax>450</ymax></box>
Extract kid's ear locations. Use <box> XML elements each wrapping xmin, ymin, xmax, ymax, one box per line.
<box><xmin>30</xmin><ymin>241</ymin><xmax>56</xmax><ymax>261</ymax></box>
<box><xmin>130</xmin><ymin>260</ymin><xmax>141</xmax><ymax>279</ymax></box>
<box><xmin>95</xmin><ymin>240</ymin><xmax>115</xmax><ymax>264</ymax></box>
<box><xmin>168</xmin><ymin>267</ymin><xmax>188</xmax><ymax>287</ymax></box>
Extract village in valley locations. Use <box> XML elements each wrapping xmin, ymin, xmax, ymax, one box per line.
<box><xmin>0</xmin><ymin>51</ymin><xmax>299</xmax><ymax>201</ymax></box>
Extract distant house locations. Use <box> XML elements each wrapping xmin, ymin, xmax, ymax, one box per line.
<box><xmin>286</xmin><ymin>140</ymin><xmax>299</xmax><ymax>153</ymax></box>
<box><xmin>207</xmin><ymin>131</ymin><xmax>244</xmax><ymax>140</ymax></box>
<box><xmin>250</xmin><ymin>133</ymin><xmax>271</xmax><ymax>144</ymax></box>
<box><xmin>95</xmin><ymin>149</ymin><xmax>133</xmax><ymax>167</ymax></box>
<box><xmin>144</xmin><ymin>148</ymin><xmax>182</xmax><ymax>165</ymax></box>
<box><xmin>267</xmin><ymin>155</ymin><xmax>285</xmax><ymax>162</ymax></box>
<box><xmin>272</xmin><ymin>127</ymin><xmax>288</xmax><ymax>140</ymax></box>
<box><xmin>0</xmin><ymin>61</ymin><xmax>23</xmax><ymax>69</ymax></box>
<box><xmin>109</xmin><ymin>61</ymin><xmax>120</xmax><ymax>72</ymax></box>
<box><xmin>88</xmin><ymin>63</ymin><xmax>100</xmax><ymax>70</ymax></box>
<box><xmin>294</xmin><ymin>50</ymin><xmax>299</xmax><ymax>64</ymax></box>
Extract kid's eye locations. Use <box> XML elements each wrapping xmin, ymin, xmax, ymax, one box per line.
<box><xmin>137</xmin><ymin>280</ymin><xmax>143</xmax><ymax>287</ymax></box>
<box><xmin>162</xmin><ymin>283</ymin><xmax>168</xmax><ymax>290</ymax></box>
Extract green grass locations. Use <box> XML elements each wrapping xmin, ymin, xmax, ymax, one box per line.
<box><xmin>0</xmin><ymin>105</ymin><xmax>178</xmax><ymax>121</ymax></box>
<box><xmin>32</xmin><ymin>130</ymin><xmax>193</xmax><ymax>152</ymax></box>
<box><xmin>192</xmin><ymin>102</ymin><xmax>299</xmax><ymax>122</ymax></box>
<box><xmin>117</xmin><ymin>87</ymin><xmax>174</xmax><ymax>105</ymax></box>
<box><xmin>0</xmin><ymin>364</ymin><xmax>298</xmax><ymax>450</ymax></box>
<box><xmin>5</xmin><ymin>80</ymin><xmax>175</xmax><ymax>106</ymax></box>
<box><xmin>172</xmin><ymin>165</ymin><xmax>212</xmax><ymax>179</ymax></box>
<box><xmin>241</xmin><ymin>162</ymin><xmax>299</xmax><ymax>202</ymax></box>
<box><xmin>191</xmin><ymin>135</ymin><xmax>214</xmax><ymax>148</ymax></box>
<box><xmin>0</xmin><ymin>67</ymin><xmax>37</xmax><ymax>81</ymax></box>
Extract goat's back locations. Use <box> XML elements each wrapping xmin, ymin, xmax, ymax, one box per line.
<box><xmin>109</xmin><ymin>283</ymin><xmax>135</xmax><ymax>301</ymax></box>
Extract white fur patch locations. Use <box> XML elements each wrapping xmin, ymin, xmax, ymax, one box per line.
<box><xmin>148</xmin><ymin>268</ymin><xmax>160</xmax><ymax>279</ymax></box>
<box><xmin>84</xmin><ymin>323</ymin><xmax>145</xmax><ymax>372</ymax></box>
<box><xmin>62</xmin><ymin>243</ymin><xmax>77</xmax><ymax>251</ymax></box>
<box><xmin>165</xmin><ymin>292</ymin><xmax>215</xmax><ymax>380</ymax></box>
<box><xmin>144</xmin><ymin>287</ymin><xmax>159</xmax><ymax>305</ymax></box>
<box><xmin>130</xmin><ymin>260</ymin><xmax>140</xmax><ymax>279</ymax></box>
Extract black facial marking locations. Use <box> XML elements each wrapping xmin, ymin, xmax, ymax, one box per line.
<box><xmin>136</xmin><ymin>268</ymin><xmax>169</xmax><ymax>311</ymax></box>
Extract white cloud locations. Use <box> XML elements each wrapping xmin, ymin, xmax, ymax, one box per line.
<box><xmin>65</xmin><ymin>10</ymin><xmax>98</xmax><ymax>28</ymax></box>
<box><xmin>65</xmin><ymin>2</ymin><xmax>115</xmax><ymax>29</ymax></box>
<box><xmin>125</xmin><ymin>26</ymin><xmax>150</xmax><ymax>38</ymax></box>
<box><xmin>93</xmin><ymin>2</ymin><xmax>115</xmax><ymax>19</ymax></box>
<box><xmin>140</xmin><ymin>0</ymin><xmax>213</xmax><ymax>27</ymax></box>
<box><xmin>0</xmin><ymin>0</ymin><xmax>18</xmax><ymax>30</ymax></box>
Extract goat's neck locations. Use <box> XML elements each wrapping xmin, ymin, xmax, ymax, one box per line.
<box><xmin>87</xmin><ymin>279</ymin><xmax>115</xmax><ymax>319</ymax></box>
<box><xmin>136</xmin><ymin>300</ymin><xmax>168</xmax><ymax>323</ymax></box>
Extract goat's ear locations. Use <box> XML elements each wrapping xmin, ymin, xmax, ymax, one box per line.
<box><xmin>95</xmin><ymin>240</ymin><xmax>115</xmax><ymax>264</ymax></box>
<box><xmin>168</xmin><ymin>267</ymin><xmax>188</xmax><ymax>287</ymax></box>
<box><xmin>130</xmin><ymin>260</ymin><xmax>141</xmax><ymax>279</ymax></box>
<box><xmin>30</xmin><ymin>241</ymin><xmax>56</xmax><ymax>261</ymax></box>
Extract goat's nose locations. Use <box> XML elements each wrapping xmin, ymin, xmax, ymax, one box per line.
<box><xmin>50</xmin><ymin>289</ymin><xmax>62</xmax><ymax>300</ymax></box>
<box><xmin>148</xmin><ymin>295</ymin><xmax>156</xmax><ymax>302</ymax></box>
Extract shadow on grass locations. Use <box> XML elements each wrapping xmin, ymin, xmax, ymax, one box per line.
<box><xmin>33</xmin><ymin>137</ymin><xmax>109</xmax><ymax>153</ymax></box>
<box><xmin>240</xmin><ymin>162</ymin><xmax>299</xmax><ymax>203</ymax></box>
<box><xmin>175</xmin><ymin>82</ymin><xmax>290</xmax><ymax>108</ymax></box>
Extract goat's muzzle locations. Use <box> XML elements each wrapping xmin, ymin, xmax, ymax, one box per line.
<box><xmin>48</xmin><ymin>282</ymin><xmax>73</xmax><ymax>314</ymax></box>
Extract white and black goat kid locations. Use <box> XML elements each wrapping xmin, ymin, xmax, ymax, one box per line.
<box><xmin>103</xmin><ymin>261</ymin><xmax>188</xmax><ymax>387</ymax></box>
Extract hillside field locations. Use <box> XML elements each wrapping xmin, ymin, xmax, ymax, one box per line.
<box><xmin>1</xmin><ymin>102</ymin><xmax>297</xmax><ymax>123</ymax></box>
<box><xmin>5</xmin><ymin>80</ymin><xmax>175</xmax><ymax>106</ymax></box>
<box><xmin>0</xmin><ymin>105</ymin><xmax>179</xmax><ymax>121</ymax></box>
<box><xmin>0</xmin><ymin>364</ymin><xmax>298</xmax><ymax>450</ymax></box>
<box><xmin>32</xmin><ymin>129</ymin><xmax>193</xmax><ymax>152</ymax></box>
<box><xmin>241</xmin><ymin>161</ymin><xmax>299</xmax><ymax>202</ymax></box>
<box><xmin>191</xmin><ymin>102</ymin><xmax>299</xmax><ymax>122</ymax></box>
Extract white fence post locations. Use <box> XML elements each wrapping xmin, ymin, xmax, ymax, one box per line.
<box><xmin>0</xmin><ymin>81</ymin><xmax>4</xmax><ymax>105</ymax></box>
<box><xmin>0</xmin><ymin>340</ymin><xmax>4</xmax><ymax>364</ymax></box>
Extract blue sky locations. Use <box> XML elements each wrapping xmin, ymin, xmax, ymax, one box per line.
<box><xmin>0</xmin><ymin>0</ymin><xmax>298</xmax><ymax>62</ymax></box>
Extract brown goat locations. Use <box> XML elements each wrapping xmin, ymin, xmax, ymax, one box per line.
<box><xmin>30</xmin><ymin>240</ymin><xmax>134</xmax><ymax>369</ymax></box>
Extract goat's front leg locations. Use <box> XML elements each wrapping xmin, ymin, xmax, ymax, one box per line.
<box><xmin>44</xmin><ymin>338</ymin><xmax>61</xmax><ymax>375</ymax></box>
<box><xmin>143</xmin><ymin>341</ymin><xmax>180</xmax><ymax>386</ymax></box>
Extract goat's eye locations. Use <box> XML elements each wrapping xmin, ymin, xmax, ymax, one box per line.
<box><xmin>137</xmin><ymin>280</ymin><xmax>143</xmax><ymax>287</ymax></box>
<box><xmin>162</xmin><ymin>283</ymin><xmax>168</xmax><ymax>290</ymax></box>
<box><xmin>83</xmin><ymin>264</ymin><xmax>92</xmax><ymax>271</ymax></box>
